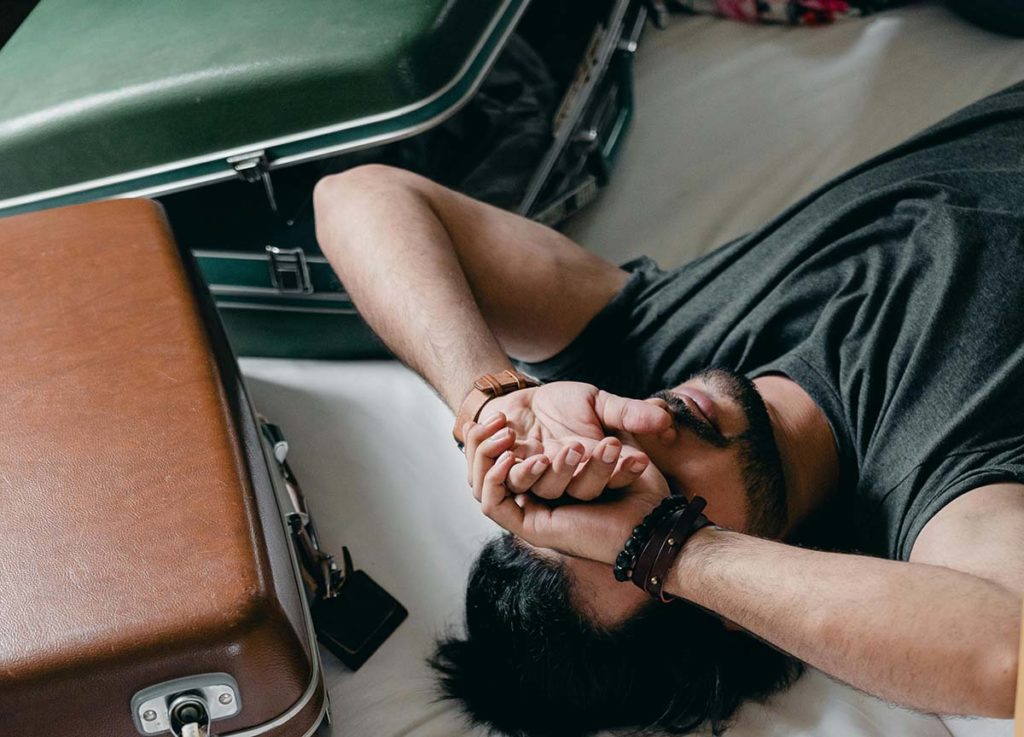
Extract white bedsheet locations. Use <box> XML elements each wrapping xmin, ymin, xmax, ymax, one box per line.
<box><xmin>241</xmin><ymin>360</ymin><xmax>973</xmax><ymax>737</ymax></box>
<box><xmin>241</xmin><ymin>3</ymin><xmax>1023</xmax><ymax>735</ymax></box>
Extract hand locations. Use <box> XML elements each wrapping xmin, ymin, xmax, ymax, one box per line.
<box><xmin>461</xmin><ymin>381</ymin><xmax>673</xmax><ymax>500</ymax></box>
<box><xmin>477</xmin><ymin>448</ymin><xmax>673</xmax><ymax>565</ymax></box>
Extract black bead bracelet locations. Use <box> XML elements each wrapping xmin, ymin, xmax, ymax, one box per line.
<box><xmin>613</xmin><ymin>495</ymin><xmax>687</xmax><ymax>582</ymax></box>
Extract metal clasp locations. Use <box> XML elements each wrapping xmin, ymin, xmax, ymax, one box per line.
<box><xmin>266</xmin><ymin>246</ymin><xmax>313</xmax><ymax>294</ymax></box>
<box><xmin>227</xmin><ymin>151</ymin><xmax>278</xmax><ymax>212</ymax></box>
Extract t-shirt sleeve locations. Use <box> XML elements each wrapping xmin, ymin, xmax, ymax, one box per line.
<box><xmin>512</xmin><ymin>257</ymin><xmax>659</xmax><ymax>395</ymax></box>
<box><xmin>513</xmin><ymin>255</ymin><xmax>720</xmax><ymax>398</ymax></box>
<box><xmin>895</xmin><ymin>460</ymin><xmax>1024</xmax><ymax>561</ymax></box>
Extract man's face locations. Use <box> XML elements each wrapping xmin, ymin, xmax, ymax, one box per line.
<box><xmin>639</xmin><ymin>368</ymin><xmax>788</xmax><ymax>537</ymax></box>
<box><xmin>550</xmin><ymin>368</ymin><xmax>789</xmax><ymax>627</ymax></box>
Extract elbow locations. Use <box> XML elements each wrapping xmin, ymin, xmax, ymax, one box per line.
<box><xmin>984</xmin><ymin>645</ymin><xmax>1018</xmax><ymax>719</ymax></box>
<box><xmin>313</xmin><ymin>164</ymin><xmax>420</xmax><ymax>221</ymax></box>
<box><xmin>312</xmin><ymin>164</ymin><xmax>427</xmax><ymax>259</ymax></box>
<box><xmin>963</xmin><ymin>639</ymin><xmax>1018</xmax><ymax>719</ymax></box>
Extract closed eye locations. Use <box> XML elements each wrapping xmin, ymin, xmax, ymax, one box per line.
<box><xmin>650</xmin><ymin>389</ymin><xmax>729</xmax><ymax>447</ymax></box>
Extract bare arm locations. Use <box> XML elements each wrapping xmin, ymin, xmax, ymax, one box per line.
<box><xmin>315</xmin><ymin>166</ymin><xmax>512</xmax><ymax>409</ymax></box>
<box><xmin>313</xmin><ymin>164</ymin><xmax>626</xmax><ymax>409</ymax></box>
<box><xmin>668</xmin><ymin>526</ymin><xmax>1021</xmax><ymax>717</ymax></box>
<box><xmin>314</xmin><ymin>165</ymin><xmax>671</xmax><ymax>494</ymax></box>
<box><xmin>472</xmin><ymin>426</ymin><xmax>1023</xmax><ymax>717</ymax></box>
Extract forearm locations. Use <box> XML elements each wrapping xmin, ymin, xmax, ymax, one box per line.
<box><xmin>314</xmin><ymin>169</ymin><xmax>511</xmax><ymax>409</ymax></box>
<box><xmin>669</xmin><ymin>529</ymin><xmax>1021</xmax><ymax>716</ymax></box>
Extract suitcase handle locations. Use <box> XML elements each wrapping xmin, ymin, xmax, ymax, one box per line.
<box><xmin>132</xmin><ymin>674</ymin><xmax>240</xmax><ymax>737</ymax></box>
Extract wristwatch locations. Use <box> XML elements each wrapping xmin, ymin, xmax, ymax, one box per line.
<box><xmin>452</xmin><ymin>369</ymin><xmax>540</xmax><ymax>446</ymax></box>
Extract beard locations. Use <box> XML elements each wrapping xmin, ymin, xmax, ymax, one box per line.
<box><xmin>652</xmin><ymin>369</ymin><xmax>788</xmax><ymax>537</ymax></box>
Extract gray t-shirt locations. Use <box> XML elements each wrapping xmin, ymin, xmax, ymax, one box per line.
<box><xmin>520</xmin><ymin>81</ymin><xmax>1024</xmax><ymax>560</ymax></box>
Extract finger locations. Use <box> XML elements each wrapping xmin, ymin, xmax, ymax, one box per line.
<box><xmin>480</xmin><ymin>451</ymin><xmax>525</xmax><ymax>531</ymax></box>
<box><xmin>645</xmin><ymin>397</ymin><xmax>677</xmax><ymax>443</ymax></box>
<box><xmin>565</xmin><ymin>437</ymin><xmax>621</xmax><ymax>500</ymax></box>
<box><xmin>630</xmin><ymin>460</ymin><xmax>673</xmax><ymax>499</ymax></box>
<box><xmin>516</xmin><ymin>492</ymin><xmax>631</xmax><ymax>565</ymax></box>
<box><xmin>472</xmin><ymin>424</ymin><xmax>516</xmax><ymax>501</ymax></box>
<box><xmin>463</xmin><ymin>413</ymin><xmax>507</xmax><ymax>486</ymax></box>
<box><xmin>607</xmin><ymin>452</ymin><xmax>650</xmax><ymax>489</ymax></box>
<box><xmin>507</xmin><ymin>454</ymin><xmax>551</xmax><ymax>494</ymax></box>
<box><xmin>530</xmin><ymin>442</ymin><xmax>585</xmax><ymax>500</ymax></box>
<box><xmin>595</xmin><ymin>390</ymin><xmax>672</xmax><ymax>435</ymax></box>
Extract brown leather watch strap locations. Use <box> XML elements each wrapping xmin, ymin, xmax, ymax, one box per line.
<box><xmin>452</xmin><ymin>369</ymin><xmax>540</xmax><ymax>445</ymax></box>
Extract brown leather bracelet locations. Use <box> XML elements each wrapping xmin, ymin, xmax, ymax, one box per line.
<box><xmin>647</xmin><ymin>510</ymin><xmax>709</xmax><ymax>602</ymax></box>
<box><xmin>630</xmin><ymin>509</ymin><xmax>681</xmax><ymax>594</ymax></box>
<box><xmin>452</xmin><ymin>369</ymin><xmax>540</xmax><ymax>446</ymax></box>
<box><xmin>633</xmin><ymin>496</ymin><xmax>710</xmax><ymax>602</ymax></box>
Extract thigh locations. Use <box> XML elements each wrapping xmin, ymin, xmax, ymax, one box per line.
<box><xmin>416</xmin><ymin>173</ymin><xmax>630</xmax><ymax>363</ymax></box>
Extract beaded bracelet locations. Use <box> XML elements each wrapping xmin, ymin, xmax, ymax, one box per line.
<box><xmin>614</xmin><ymin>495</ymin><xmax>713</xmax><ymax>601</ymax></box>
<box><xmin>613</xmin><ymin>495</ymin><xmax>687</xmax><ymax>582</ymax></box>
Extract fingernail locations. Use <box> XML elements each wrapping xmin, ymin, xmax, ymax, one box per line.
<box><xmin>530</xmin><ymin>457</ymin><xmax>549</xmax><ymax>474</ymax></box>
<box><xmin>482</xmin><ymin>413</ymin><xmax>503</xmax><ymax>427</ymax></box>
<box><xmin>565</xmin><ymin>448</ymin><xmax>582</xmax><ymax>466</ymax></box>
<box><xmin>499</xmin><ymin>450</ymin><xmax>513</xmax><ymax>462</ymax></box>
<box><xmin>601</xmin><ymin>443</ymin><xmax>619</xmax><ymax>463</ymax></box>
<box><xmin>487</xmin><ymin>427</ymin><xmax>511</xmax><ymax>443</ymax></box>
<box><xmin>629</xmin><ymin>458</ymin><xmax>646</xmax><ymax>473</ymax></box>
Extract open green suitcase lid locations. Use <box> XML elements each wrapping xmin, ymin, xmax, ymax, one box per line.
<box><xmin>0</xmin><ymin>0</ymin><xmax>528</xmax><ymax>216</ymax></box>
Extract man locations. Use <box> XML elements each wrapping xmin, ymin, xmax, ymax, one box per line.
<box><xmin>312</xmin><ymin>81</ymin><xmax>1024</xmax><ymax>736</ymax></box>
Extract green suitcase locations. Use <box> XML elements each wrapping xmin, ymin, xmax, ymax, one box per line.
<box><xmin>0</xmin><ymin>0</ymin><xmax>644</xmax><ymax>359</ymax></box>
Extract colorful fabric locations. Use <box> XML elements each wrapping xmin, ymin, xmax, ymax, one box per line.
<box><xmin>671</xmin><ymin>0</ymin><xmax>890</xmax><ymax>25</ymax></box>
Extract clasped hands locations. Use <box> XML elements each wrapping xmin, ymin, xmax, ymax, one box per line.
<box><xmin>460</xmin><ymin>381</ymin><xmax>677</xmax><ymax>566</ymax></box>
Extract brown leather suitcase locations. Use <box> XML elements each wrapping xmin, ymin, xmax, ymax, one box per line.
<box><xmin>0</xmin><ymin>200</ymin><xmax>328</xmax><ymax>737</ymax></box>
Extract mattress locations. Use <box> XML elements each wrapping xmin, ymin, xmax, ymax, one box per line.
<box><xmin>240</xmin><ymin>2</ymin><xmax>1023</xmax><ymax>735</ymax></box>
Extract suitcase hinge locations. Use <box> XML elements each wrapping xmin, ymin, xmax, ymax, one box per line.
<box><xmin>261</xmin><ymin>421</ymin><xmax>344</xmax><ymax>599</ymax></box>
<box><xmin>227</xmin><ymin>151</ymin><xmax>278</xmax><ymax>212</ymax></box>
<box><xmin>266</xmin><ymin>245</ymin><xmax>314</xmax><ymax>294</ymax></box>
<box><xmin>260</xmin><ymin>420</ymin><xmax>409</xmax><ymax>671</ymax></box>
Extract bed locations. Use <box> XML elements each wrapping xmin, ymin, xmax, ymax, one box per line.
<box><xmin>240</xmin><ymin>3</ymin><xmax>1024</xmax><ymax>735</ymax></box>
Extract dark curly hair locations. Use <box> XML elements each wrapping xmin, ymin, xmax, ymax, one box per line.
<box><xmin>431</xmin><ymin>534</ymin><xmax>802</xmax><ymax>737</ymax></box>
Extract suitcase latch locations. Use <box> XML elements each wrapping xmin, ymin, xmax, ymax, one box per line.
<box><xmin>266</xmin><ymin>245</ymin><xmax>313</xmax><ymax>294</ymax></box>
<box><xmin>227</xmin><ymin>151</ymin><xmax>279</xmax><ymax>212</ymax></box>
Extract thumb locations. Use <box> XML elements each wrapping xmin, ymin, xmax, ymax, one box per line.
<box><xmin>595</xmin><ymin>390</ymin><xmax>672</xmax><ymax>434</ymax></box>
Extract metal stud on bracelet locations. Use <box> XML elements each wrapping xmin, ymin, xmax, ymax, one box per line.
<box><xmin>612</xmin><ymin>496</ymin><xmax>687</xmax><ymax>582</ymax></box>
<box><xmin>637</xmin><ymin>497</ymin><xmax>711</xmax><ymax>602</ymax></box>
